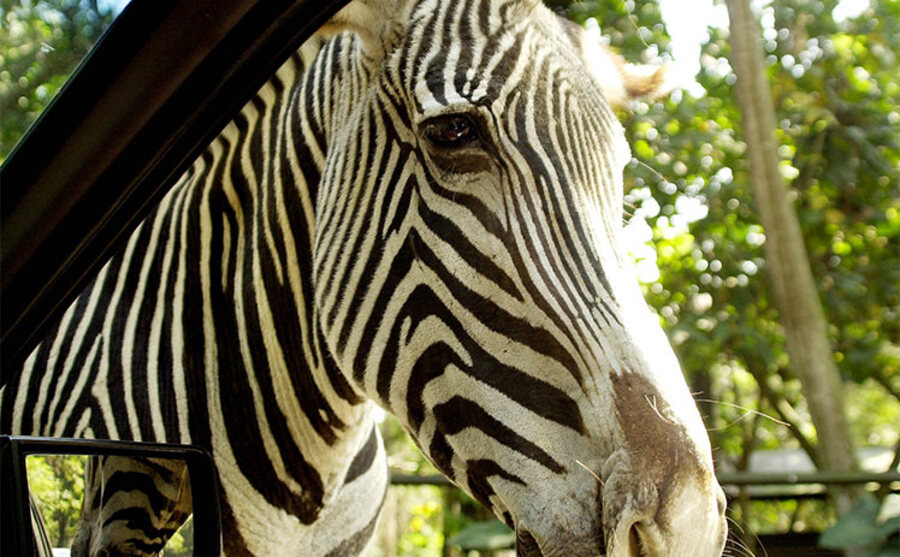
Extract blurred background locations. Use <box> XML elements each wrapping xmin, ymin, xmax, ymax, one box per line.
<box><xmin>2</xmin><ymin>0</ymin><xmax>897</xmax><ymax>555</ymax></box>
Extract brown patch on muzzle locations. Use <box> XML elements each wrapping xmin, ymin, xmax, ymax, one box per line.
<box><xmin>609</xmin><ymin>372</ymin><xmax>708</xmax><ymax>523</ymax></box>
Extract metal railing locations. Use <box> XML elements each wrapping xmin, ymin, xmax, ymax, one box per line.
<box><xmin>390</xmin><ymin>470</ymin><xmax>900</xmax><ymax>494</ymax></box>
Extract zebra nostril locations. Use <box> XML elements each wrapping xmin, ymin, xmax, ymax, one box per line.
<box><xmin>515</xmin><ymin>527</ymin><xmax>544</xmax><ymax>557</ymax></box>
<box><xmin>627</xmin><ymin>523</ymin><xmax>647</xmax><ymax>557</ymax></box>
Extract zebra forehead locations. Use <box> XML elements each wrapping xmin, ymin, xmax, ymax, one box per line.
<box><xmin>398</xmin><ymin>4</ymin><xmax>623</xmax><ymax>121</ymax></box>
<box><xmin>398</xmin><ymin>3</ymin><xmax>569</xmax><ymax>69</ymax></box>
<box><xmin>408</xmin><ymin>0</ymin><xmax>541</xmax><ymax>32</ymax></box>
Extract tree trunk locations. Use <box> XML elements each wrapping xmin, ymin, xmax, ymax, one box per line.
<box><xmin>724</xmin><ymin>0</ymin><xmax>860</xmax><ymax>515</ymax></box>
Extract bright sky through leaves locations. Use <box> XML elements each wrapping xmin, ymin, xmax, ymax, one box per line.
<box><xmin>625</xmin><ymin>0</ymin><xmax>876</xmax><ymax>283</ymax></box>
<box><xmin>658</xmin><ymin>0</ymin><xmax>871</xmax><ymax>96</ymax></box>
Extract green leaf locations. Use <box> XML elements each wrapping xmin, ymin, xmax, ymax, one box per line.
<box><xmin>873</xmin><ymin>516</ymin><xmax>900</xmax><ymax>541</ymax></box>
<box><xmin>820</xmin><ymin>496</ymin><xmax>885</xmax><ymax>549</ymax></box>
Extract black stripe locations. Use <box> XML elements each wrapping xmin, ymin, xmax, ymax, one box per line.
<box><xmin>47</xmin><ymin>268</ymin><xmax>113</xmax><ymax>433</ymax></box>
<box><xmin>325</xmin><ymin>108</ymin><xmax>383</xmax><ymax>331</ymax></box>
<box><xmin>395</xmin><ymin>284</ymin><xmax>585</xmax><ymax>435</ymax></box>
<box><xmin>417</xmin><ymin>189</ymin><xmax>523</xmax><ymax>301</ymax></box>
<box><xmin>220</xmin><ymin>496</ymin><xmax>254</xmax><ymax>557</ymax></box>
<box><xmin>323</xmin><ymin>482</ymin><xmax>387</xmax><ymax>557</ymax></box>
<box><xmin>157</xmin><ymin>189</ymin><xmax>188</xmax><ymax>442</ymax></box>
<box><xmin>101</xmin><ymin>508</ymin><xmax>173</xmax><ymax>552</ymax></box>
<box><xmin>102</xmin><ymin>470</ymin><xmax>171</xmax><ymax>515</ymax></box>
<box><xmin>466</xmin><ymin>458</ymin><xmax>525</xmax><ymax>510</ymax></box>
<box><xmin>433</xmin><ymin>396</ymin><xmax>565</xmax><ymax>473</ymax></box>
<box><xmin>343</xmin><ymin>426</ymin><xmax>379</xmax><ymax>485</ymax></box>
<box><xmin>258</xmin><ymin>217</ymin><xmax>345</xmax><ymax>445</ymax></box>
<box><xmin>37</xmin><ymin>286</ymin><xmax>90</xmax><ymax>431</ymax></box>
<box><xmin>132</xmin><ymin>203</ymin><xmax>177</xmax><ymax>443</ymax></box>
<box><xmin>213</xmin><ymin>218</ymin><xmax>324</xmax><ymax>523</ymax></box>
<box><xmin>410</xmin><ymin>228</ymin><xmax>581</xmax><ymax>378</ymax></box>
<box><xmin>105</xmin><ymin>220</ymin><xmax>157</xmax><ymax>441</ymax></box>
<box><xmin>351</xmin><ymin>211</ymin><xmax>418</xmax><ymax>386</ymax></box>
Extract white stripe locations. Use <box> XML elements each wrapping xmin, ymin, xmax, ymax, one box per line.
<box><xmin>120</xmin><ymin>191</ymin><xmax>177</xmax><ymax>440</ymax></box>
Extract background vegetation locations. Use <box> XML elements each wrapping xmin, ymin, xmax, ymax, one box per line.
<box><xmin>3</xmin><ymin>0</ymin><xmax>897</xmax><ymax>555</ymax></box>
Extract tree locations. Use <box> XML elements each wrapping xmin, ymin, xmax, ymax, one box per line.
<box><xmin>26</xmin><ymin>455</ymin><xmax>85</xmax><ymax>548</ymax></box>
<box><xmin>725</xmin><ymin>0</ymin><xmax>860</xmax><ymax>515</ymax></box>
<box><xmin>558</xmin><ymin>0</ymin><xmax>898</xmax><ymax>541</ymax></box>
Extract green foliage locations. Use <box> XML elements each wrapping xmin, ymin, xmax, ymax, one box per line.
<box><xmin>820</xmin><ymin>495</ymin><xmax>900</xmax><ymax>556</ymax></box>
<box><xmin>369</xmin><ymin>417</ymin><xmax>447</xmax><ymax>556</ymax></box>
<box><xmin>162</xmin><ymin>517</ymin><xmax>194</xmax><ymax>557</ymax></box>
<box><xmin>845</xmin><ymin>379</ymin><xmax>900</xmax><ymax>446</ymax></box>
<box><xmin>611</xmin><ymin>0</ymin><xmax>900</xmax><ymax>466</ymax></box>
<box><xmin>397</xmin><ymin>498</ymin><xmax>444</xmax><ymax>554</ymax></box>
<box><xmin>770</xmin><ymin>0</ymin><xmax>900</xmax><ymax>389</ymax></box>
<box><xmin>0</xmin><ymin>0</ymin><xmax>117</xmax><ymax>162</ymax></box>
<box><xmin>27</xmin><ymin>454</ymin><xmax>194</xmax><ymax>552</ymax></box>
<box><xmin>591</xmin><ymin>0</ymin><xmax>899</xmax><ymax>541</ymax></box>
<box><xmin>545</xmin><ymin>0</ymin><xmax>671</xmax><ymax>58</ymax></box>
<box><xmin>744</xmin><ymin>498</ymin><xmax>833</xmax><ymax>535</ymax></box>
<box><xmin>26</xmin><ymin>455</ymin><xmax>85</xmax><ymax>548</ymax></box>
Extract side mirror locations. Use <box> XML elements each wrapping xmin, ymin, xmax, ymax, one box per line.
<box><xmin>0</xmin><ymin>436</ymin><xmax>222</xmax><ymax>557</ymax></box>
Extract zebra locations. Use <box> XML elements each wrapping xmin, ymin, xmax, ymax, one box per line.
<box><xmin>68</xmin><ymin>456</ymin><xmax>193</xmax><ymax>556</ymax></box>
<box><xmin>2</xmin><ymin>1</ymin><xmax>729</xmax><ymax>555</ymax></box>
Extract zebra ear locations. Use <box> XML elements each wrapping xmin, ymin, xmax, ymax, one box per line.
<box><xmin>320</xmin><ymin>0</ymin><xmax>411</xmax><ymax>60</ymax></box>
<box><xmin>589</xmin><ymin>45</ymin><xmax>669</xmax><ymax>108</ymax></box>
<box><xmin>559</xmin><ymin>17</ymin><xmax>669</xmax><ymax>108</ymax></box>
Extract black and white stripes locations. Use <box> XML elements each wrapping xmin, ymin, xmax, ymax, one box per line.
<box><xmin>3</xmin><ymin>2</ymin><xmax>726</xmax><ymax>556</ymax></box>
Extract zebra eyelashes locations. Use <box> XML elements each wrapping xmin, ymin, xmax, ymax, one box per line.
<box><xmin>419</xmin><ymin>112</ymin><xmax>496</xmax><ymax>176</ymax></box>
<box><xmin>422</xmin><ymin>114</ymin><xmax>480</xmax><ymax>148</ymax></box>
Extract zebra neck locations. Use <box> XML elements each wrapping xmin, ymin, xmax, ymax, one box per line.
<box><xmin>188</xmin><ymin>33</ymin><xmax>380</xmax><ymax>499</ymax></box>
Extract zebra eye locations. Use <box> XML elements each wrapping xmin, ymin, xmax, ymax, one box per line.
<box><xmin>423</xmin><ymin>114</ymin><xmax>480</xmax><ymax>148</ymax></box>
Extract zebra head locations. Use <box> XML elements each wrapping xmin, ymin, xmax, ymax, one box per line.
<box><xmin>316</xmin><ymin>1</ymin><xmax>727</xmax><ymax>555</ymax></box>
